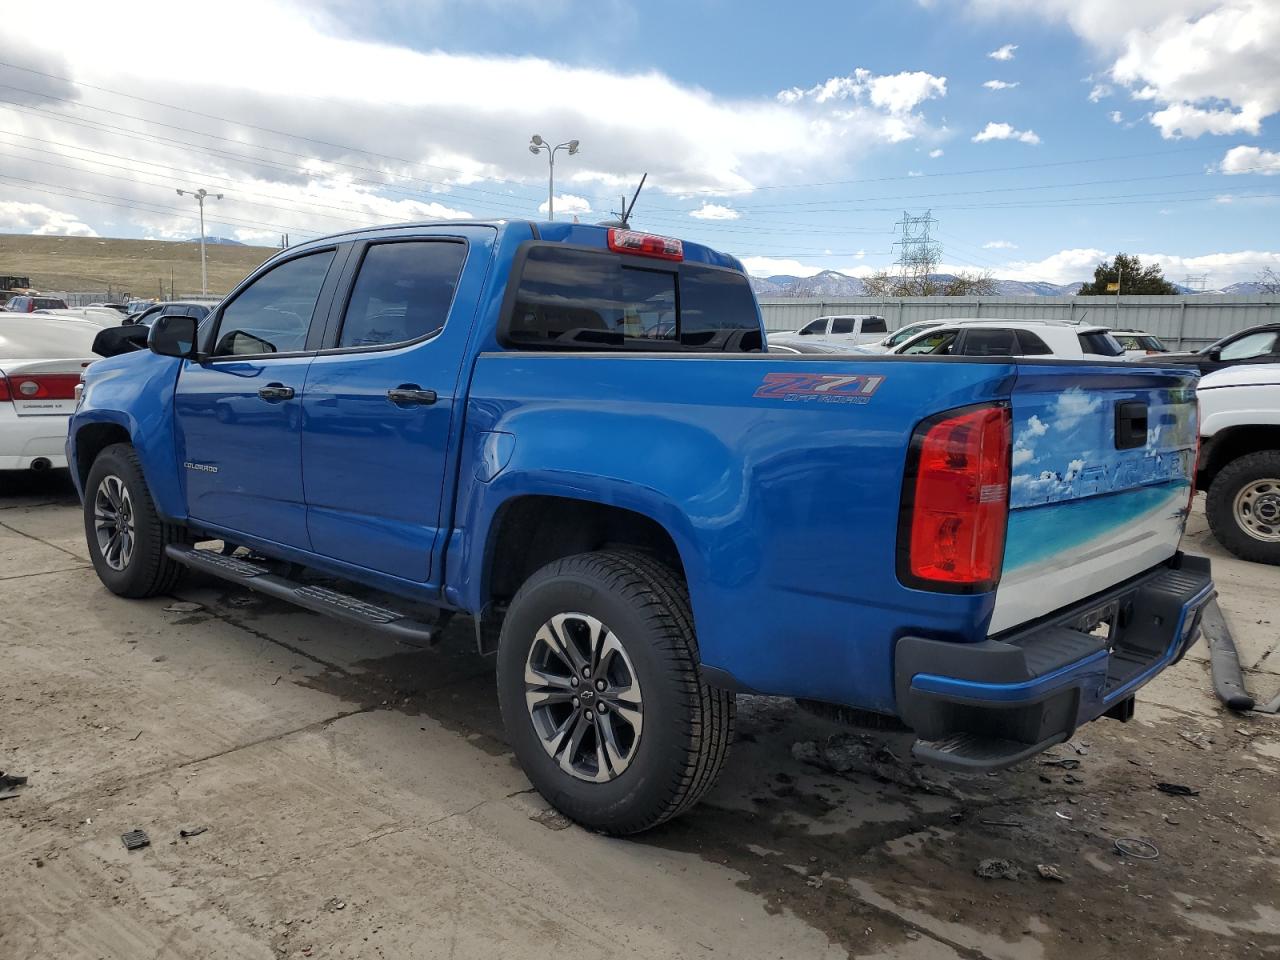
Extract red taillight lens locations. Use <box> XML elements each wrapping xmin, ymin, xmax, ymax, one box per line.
<box><xmin>0</xmin><ymin>378</ymin><xmax>9</xmax><ymax>402</ymax></box>
<box><xmin>607</xmin><ymin>228</ymin><xmax>683</xmax><ymax>261</ymax></box>
<box><xmin>900</xmin><ymin>404</ymin><xmax>1011</xmax><ymax>592</ymax></box>
<box><xmin>7</xmin><ymin>374</ymin><xmax>81</xmax><ymax>400</ymax></box>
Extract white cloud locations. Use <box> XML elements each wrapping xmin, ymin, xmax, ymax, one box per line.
<box><xmin>0</xmin><ymin>1</ymin><xmax>957</xmax><ymax>244</ymax></box>
<box><xmin>962</xmin><ymin>1</ymin><xmax>1280</xmax><ymax>140</ymax></box>
<box><xmin>1003</xmin><ymin>245</ymin><xmax>1280</xmax><ymax>287</ymax></box>
<box><xmin>1108</xmin><ymin>110</ymin><xmax>1124</xmax><ymax>123</ymax></box>
<box><xmin>972</xmin><ymin>121</ymin><xmax>1041</xmax><ymax>144</ymax></box>
<box><xmin>1002</xmin><ymin>247</ymin><xmax>1108</xmax><ymax>283</ymax></box>
<box><xmin>1218</xmin><ymin>145</ymin><xmax>1280</xmax><ymax>175</ymax></box>
<box><xmin>0</xmin><ymin>200</ymin><xmax>98</xmax><ymax>236</ymax></box>
<box><xmin>983</xmin><ymin>80</ymin><xmax>1019</xmax><ymax>90</ymax></box>
<box><xmin>987</xmin><ymin>43</ymin><xmax>1018</xmax><ymax>60</ymax></box>
<box><xmin>907</xmin><ymin>170</ymin><xmax>924</xmax><ymax>177</ymax></box>
<box><xmin>983</xmin><ymin>239</ymin><xmax>1018</xmax><ymax>249</ymax></box>
<box><xmin>537</xmin><ymin>194</ymin><xmax>591</xmax><ymax>215</ymax></box>
<box><xmin>1052</xmin><ymin>389</ymin><xmax>1104</xmax><ymax>432</ymax></box>
<box><xmin>688</xmin><ymin>203</ymin><xmax>741</xmax><ymax>220</ymax></box>
<box><xmin>929</xmin><ymin>148</ymin><xmax>945</xmax><ymax>158</ymax></box>
<box><xmin>777</xmin><ymin>68</ymin><xmax>947</xmax><ymax>120</ymax></box>
<box><xmin>1088</xmin><ymin>83</ymin><xmax>1113</xmax><ymax>102</ymax></box>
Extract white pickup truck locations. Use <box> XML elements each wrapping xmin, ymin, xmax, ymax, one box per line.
<box><xmin>1197</xmin><ymin>364</ymin><xmax>1280</xmax><ymax>564</ymax></box>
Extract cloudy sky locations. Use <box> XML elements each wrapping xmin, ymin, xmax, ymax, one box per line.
<box><xmin>1</xmin><ymin>0</ymin><xmax>1278</xmax><ymax>287</ymax></box>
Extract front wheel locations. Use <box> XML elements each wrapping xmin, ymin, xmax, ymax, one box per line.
<box><xmin>84</xmin><ymin>443</ymin><xmax>187</xmax><ymax>597</ymax></box>
<box><xmin>1206</xmin><ymin>450</ymin><xmax>1280</xmax><ymax>565</ymax></box>
<box><xmin>496</xmin><ymin>550</ymin><xmax>734</xmax><ymax>835</ymax></box>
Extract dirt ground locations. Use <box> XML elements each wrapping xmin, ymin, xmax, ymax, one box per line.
<box><xmin>1</xmin><ymin>472</ymin><xmax>1277</xmax><ymax>960</ymax></box>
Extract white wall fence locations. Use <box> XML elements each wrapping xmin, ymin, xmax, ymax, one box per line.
<box><xmin>758</xmin><ymin>295</ymin><xmax>1280</xmax><ymax>350</ymax></box>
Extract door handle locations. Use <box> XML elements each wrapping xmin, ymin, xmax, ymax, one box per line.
<box><xmin>258</xmin><ymin>383</ymin><xmax>295</xmax><ymax>401</ymax></box>
<box><xmin>386</xmin><ymin>385</ymin><xmax>438</xmax><ymax>406</ymax></box>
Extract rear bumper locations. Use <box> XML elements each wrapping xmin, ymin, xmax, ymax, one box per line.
<box><xmin>894</xmin><ymin>552</ymin><xmax>1213</xmax><ymax>771</ymax></box>
<box><xmin>0</xmin><ymin>411</ymin><xmax>72</xmax><ymax>470</ymax></box>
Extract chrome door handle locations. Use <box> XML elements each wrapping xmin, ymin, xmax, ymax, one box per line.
<box><xmin>386</xmin><ymin>385</ymin><xmax>438</xmax><ymax>406</ymax></box>
<box><xmin>258</xmin><ymin>383</ymin><xmax>295</xmax><ymax>401</ymax></box>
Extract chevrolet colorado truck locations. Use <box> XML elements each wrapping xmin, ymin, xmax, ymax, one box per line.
<box><xmin>68</xmin><ymin>220</ymin><xmax>1214</xmax><ymax>834</ymax></box>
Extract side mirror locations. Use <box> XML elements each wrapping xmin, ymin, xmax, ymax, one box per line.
<box><xmin>1206</xmin><ymin>347</ymin><xmax>1221</xmax><ymax>360</ymax></box>
<box><xmin>149</xmin><ymin>313</ymin><xmax>199</xmax><ymax>359</ymax></box>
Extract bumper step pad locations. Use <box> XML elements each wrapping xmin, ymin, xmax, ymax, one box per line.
<box><xmin>912</xmin><ymin>731</ymin><xmax>1067</xmax><ymax>772</ymax></box>
<box><xmin>165</xmin><ymin>545</ymin><xmax>438</xmax><ymax>645</ymax></box>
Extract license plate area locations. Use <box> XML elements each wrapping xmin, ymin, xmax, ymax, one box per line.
<box><xmin>1071</xmin><ymin>599</ymin><xmax>1120</xmax><ymax>650</ymax></box>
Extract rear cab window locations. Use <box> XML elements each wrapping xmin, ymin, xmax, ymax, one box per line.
<box><xmin>860</xmin><ymin>317</ymin><xmax>887</xmax><ymax>334</ymax></box>
<box><xmin>1078</xmin><ymin>330</ymin><xmax>1125</xmax><ymax>357</ymax></box>
<box><xmin>504</xmin><ymin>244</ymin><xmax>761</xmax><ymax>352</ymax></box>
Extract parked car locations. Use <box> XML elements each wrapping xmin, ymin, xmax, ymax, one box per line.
<box><xmin>792</xmin><ymin>314</ymin><xmax>888</xmax><ymax>345</ymax></box>
<box><xmin>1107</xmin><ymin>329</ymin><xmax>1170</xmax><ymax>359</ymax></box>
<box><xmin>891</xmin><ymin>320</ymin><xmax>1127</xmax><ymax>360</ymax></box>
<box><xmin>125</xmin><ymin>300</ymin><xmax>220</xmax><ymax>328</ymax></box>
<box><xmin>766</xmin><ymin>333</ymin><xmax>851</xmax><ymax>354</ymax></box>
<box><xmin>5</xmin><ymin>294</ymin><xmax>70</xmax><ymax>313</ymax></box>
<box><xmin>88</xmin><ymin>303</ymin><xmax>131</xmax><ymax>315</ymax></box>
<box><xmin>35</xmin><ymin>307</ymin><xmax>126</xmax><ymax>328</ymax></box>
<box><xmin>1196</xmin><ymin>363</ymin><xmax>1280</xmax><ymax>564</ymax></box>
<box><xmin>853</xmin><ymin>319</ymin><xmax>947</xmax><ymax>354</ymax></box>
<box><xmin>1140</xmin><ymin>322</ymin><xmax>1280</xmax><ymax>374</ymax></box>
<box><xmin>1</xmin><ymin>316</ymin><xmax>98</xmax><ymax>471</ymax></box>
<box><xmin>70</xmin><ymin>220</ymin><xmax>1212</xmax><ymax>834</ymax></box>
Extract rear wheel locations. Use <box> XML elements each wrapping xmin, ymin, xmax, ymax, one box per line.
<box><xmin>1206</xmin><ymin>451</ymin><xmax>1280</xmax><ymax>565</ymax></box>
<box><xmin>496</xmin><ymin>550</ymin><xmax>734</xmax><ymax>835</ymax></box>
<box><xmin>84</xmin><ymin>443</ymin><xmax>187</xmax><ymax>597</ymax></box>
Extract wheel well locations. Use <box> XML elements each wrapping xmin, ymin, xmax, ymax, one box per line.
<box><xmin>1199</xmin><ymin>426</ymin><xmax>1280</xmax><ymax>490</ymax></box>
<box><xmin>484</xmin><ymin>496</ymin><xmax>686</xmax><ymax>605</ymax></box>
<box><xmin>74</xmin><ymin>423</ymin><xmax>131</xmax><ymax>490</ymax></box>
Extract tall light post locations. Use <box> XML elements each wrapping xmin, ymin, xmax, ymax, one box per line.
<box><xmin>176</xmin><ymin>187</ymin><xmax>223</xmax><ymax>295</ymax></box>
<box><xmin>528</xmin><ymin>135</ymin><xmax>579</xmax><ymax>220</ymax></box>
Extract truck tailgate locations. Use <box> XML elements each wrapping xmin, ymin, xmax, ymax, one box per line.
<box><xmin>991</xmin><ymin>364</ymin><xmax>1198</xmax><ymax>633</ymax></box>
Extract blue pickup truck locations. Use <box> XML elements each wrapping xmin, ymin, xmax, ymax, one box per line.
<box><xmin>68</xmin><ymin>221</ymin><xmax>1213</xmax><ymax>834</ymax></box>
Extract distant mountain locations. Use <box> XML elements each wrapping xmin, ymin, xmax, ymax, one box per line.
<box><xmin>1219</xmin><ymin>281</ymin><xmax>1278</xmax><ymax>295</ymax></box>
<box><xmin>753</xmin><ymin>272</ymin><xmax>1089</xmax><ymax>298</ymax></box>
<box><xmin>184</xmin><ymin>236</ymin><xmax>246</xmax><ymax>246</ymax></box>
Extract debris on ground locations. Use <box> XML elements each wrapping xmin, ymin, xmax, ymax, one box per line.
<box><xmin>1054</xmin><ymin>811</ymin><xmax>1073</xmax><ymax>821</ymax></box>
<box><xmin>1039</xmin><ymin>755</ymin><xmax>1081</xmax><ymax>769</ymax></box>
<box><xmin>530</xmin><ymin>808</ymin><xmax>573</xmax><ymax>831</ymax></box>
<box><xmin>979</xmin><ymin>818</ymin><xmax>1022</xmax><ymax>828</ymax></box>
<box><xmin>324</xmin><ymin>898</ymin><xmax>346</xmax><ymax>912</ymax></box>
<box><xmin>0</xmin><ymin>771</ymin><xmax>28</xmax><ymax>800</ymax></box>
<box><xmin>163</xmin><ymin>601</ymin><xmax>202</xmax><ymax>613</ymax></box>
<box><xmin>975</xmin><ymin>858</ymin><xmax>1024</xmax><ymax>881</ymax></box>
<box><xmin>791</xmin><ymin>734</ymin><xmax>960</xmax><ymax>798</ymax></box>
<box><xmin>1155</xmin><ymin>782</ymin><xmax>1200</xmax><ymax>797</ymax></box>
<box><xmin>1178</xmin><ymin>731</ymin><xmax>1213</xmax><ymax>750</ymax></box>
<box><xmin>121</xmin><ymin>830</ymin><xmax>150</xmax><ymax>851</ymax></box>
<box><xmin>179</xmin><ymin>826</ymin><xmax>208</xmax><ymax>838</ymax></box>
<box><xmin>1036</xmin><ymin>863</ymin><xmax>1067</xmax><ymax>882</ymax></box>
<box><xmin>1114</xmin><ymin>837</ymin><xmax>1160</xmax><ymax>860</ymax></box>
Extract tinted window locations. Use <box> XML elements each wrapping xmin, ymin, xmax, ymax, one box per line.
<box><xmin>1015</xmin><ymin>329</ymin><xmax>1054</xmax><ymax>355</ymax></box>
<box><xmin>1078</xmin><ymin>331</ymin><xmax>1125</xmax><ymax>357</ymax></box>
<box><xmin>34</xmin><ymin>297</ymin><xmax>67</xmax><ymax>309</ymax></box>
<box><xmin>798</xmin><ymin>319</ymin><xmax>826</xmax><ymax>336</ymax></box>
<box><xmin>961</xmin><ymin>329</ymin><xmax>1016</xmax><ymax>356</ymax></box>
<box><xmin>1141</xmin><ymin>336</ymin><xmax>1167</xmax><ymax>351</ymax></box>
<box><xmin>885</xmin><ymin>323</ymin><xmax>935</xmax><ymax>347</ymax></box>
<box><xmin>338</xmin><ymin>241</ymin><xmax>466</xmax><ymax>348</ymax></box>
<box><xmin>507</xmin><ymin>246</ymin><xmax>759</xmax><ymax>351</ymax></box>
<box><xmin>829</xmin><ymin>317</ymin><xmax>855</xmax><ymax>334</ymax></box>
<box><xmin>213</xmin><ymin>250</ymin><xmax>334</xmax><ymax>356</ymax></box>
<box><xmin>900</xmin><ymin>330</ymin><xmax>958</xmax><ymax>355</ymax></box>
<box><xmin>861</xmin><ymin>317</ymin><xmax>887</xmax><ymax>334</ymax></box>
<box><xmin>1219</xmin><ymin>330</ymin><xmax>1278</xmax><ymax>361</ymax></box>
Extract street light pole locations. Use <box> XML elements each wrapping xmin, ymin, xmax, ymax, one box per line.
<box><xmin>528</xmin><ymin>136</ymin><xmax>580</xmax><ymax>221</ymax></box>
<box><xmin>176</xmin><ymin>187</ymin><xmax>224</xmax><ymax>296</ymax></box>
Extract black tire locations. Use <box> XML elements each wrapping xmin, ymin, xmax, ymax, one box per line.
<box><xmin>1206</xmin><ymin>450</ymin><xmax>1280</xmax><ymax>565</ymax></box>
<box><xmin>83</xmin><ymin>443</ymin><xmax>187</xmax><ymax>597</ymax></box>
<box><xmin>496</xmin><ymin>550</ymin><xmax>735</xmax><ymax>835</ymax></box>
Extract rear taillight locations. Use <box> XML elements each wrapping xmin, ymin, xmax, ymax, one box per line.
<box><xmin>898</xmin><ymin>404</ymin><xmax>1012</xmax><ymax>593</ymax></box>
<box><xmin>6</xmin><ymin>374</ymin><xmax>81</xmax><ymax>400</ymax></box>
<box><xmin>607</xmin><ymin>228</ymin><xmax>683</xmax><ymax>261</ymax></box>
<box><xmin>0</xmin><ymin>378</ymin><xmax>9</xmax><ymax>402</ymax></box>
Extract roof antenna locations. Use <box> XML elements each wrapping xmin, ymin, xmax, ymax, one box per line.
<box><xmin>599</xmin><ymin>173</ymin><xmax>648</xmax><ymax>228</ymax></box>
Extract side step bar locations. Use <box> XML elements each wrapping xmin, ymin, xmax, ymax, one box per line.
<box><xmin>164</xmin><ymin>545</ymin><xmax>438</xmax><ymax>645</ymax></box>
<box><xmin>912</xmin><ymin>731</ymin><xmax>1068</xmax><ymax>772</ymax></box>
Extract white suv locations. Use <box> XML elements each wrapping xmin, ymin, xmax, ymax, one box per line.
<box><xmin>891</xmin><ymin>319</ymin><xmax>1127</xmax><ymax>360</ymax></box>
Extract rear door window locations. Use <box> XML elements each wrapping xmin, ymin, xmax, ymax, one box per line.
<box><xmin>959</xmin><ymin>329</ymin><xmax>1016</xmax><ymax>356</ymax></box>
<box><xmin>506</xmin><ymin>245</ymin><xmax>760</xmax><ymax>351</ymax></box>
<box><xmin>338</xmin><ymin>241</ymin><xmax>467</xmax><ymax>348</ymax></box>
<box><xmin>829</xmin><ymin>317</ymin><xmax>855</xmax><ymax>334</ymax></box>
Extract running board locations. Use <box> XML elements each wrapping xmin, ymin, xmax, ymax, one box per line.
<box><xmin>164</xmin><ymin>545</ymin><xmax>439</xmax><ymax>645</ymax></box>
<box><xmin>911</xmin><ymin>731</ymin><xmax>1068</xmax><ymax>772</ymax></box>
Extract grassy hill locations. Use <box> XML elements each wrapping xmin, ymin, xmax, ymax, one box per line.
<box><xmin>0</xmin><ymin>234</ymin><xmax>279</xmax><ymax>299</ymax></box>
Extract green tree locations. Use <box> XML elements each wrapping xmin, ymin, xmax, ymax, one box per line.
<box><xmin>1077</xmin><ymin>253</ymin><xmax>1179</xmax><ymax>296</ymax></box>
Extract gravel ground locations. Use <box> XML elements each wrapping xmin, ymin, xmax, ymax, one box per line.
<box><xmin>1</xmin><ymin>472</ymin><xmax>1277</xmax><ymax>960</ymax></box>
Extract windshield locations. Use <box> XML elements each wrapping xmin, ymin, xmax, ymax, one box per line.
<box><xmin>884</xmin><ymin>322</ymin><xmax>939</xmax><ymax>347</ymax></box>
